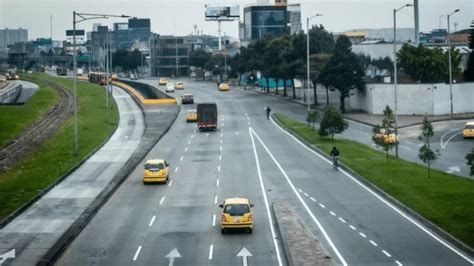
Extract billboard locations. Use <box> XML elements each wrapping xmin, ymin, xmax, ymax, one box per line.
<box><xmin>205</xmin><ymin>5</ymin><xmax>239</xmax><ymax>19</ymax></box>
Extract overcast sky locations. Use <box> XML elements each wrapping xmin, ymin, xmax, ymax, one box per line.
<box><xmin>0</xmin><ymin>0</ymin><xmax>472</xmax><ymax>41</ymax></box>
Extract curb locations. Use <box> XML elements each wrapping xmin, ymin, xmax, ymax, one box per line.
<box><xmin>271</xmin><ymin>203</ymin><xmax>290</xmax><ymax>266</ymax></box>
<box><xmin>0</xmin><ymin>83</ymin><xmax>119</xmax><ymax>229</ymax></box>
<box><xmin>37</xmin><ymin>82</ymin><xmax>181</xmax><ymax>265</ymax></box>
<box><xmin>271</xmin><ymin>114</ymin><xmax>474</xmax><ymax>258</ymax></box>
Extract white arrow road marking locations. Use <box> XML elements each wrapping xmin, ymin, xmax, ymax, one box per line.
<box><xmin>440</xmin><ymin>129</ymin><xmax>462</xmax><ymax>149</ymax></box>
<box><xmin>237</xmin><ymin>247</ymin><xmax>253</xmax><ymax>266</ymax></box>
<box><xmin>165</xmin><ymin>248</ymin><xmax>182</xmax><ymax>266</ymax></box>
<box><xmin>0</xmin><ymin>249</ymin><xmax>15</xmax><ymax>265</ymax></box>
<box><xmin>446</xmin><ymin>166</ymin><xmax>460</xmax><ymax>174</ymax></box>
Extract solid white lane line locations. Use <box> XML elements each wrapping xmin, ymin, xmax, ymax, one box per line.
<box><xmin>212</xmin><ymin>214</ymin><xmax>216</xmax><ymax>227</ymax></box>
<box><xmin>214</xmin><ymin>195</ymin><xmax>218</xmax><ymax>204</ymax></box>
<box><xmin>208</xmin><ymin>244</ymin><xmax>214</xmax><ymax>260</ymax></box>
<box><xmin>369</xmin><ymin>240</ymin><xmax>378</xmax><ymax>247</ymax></box>
<box><xmin>359</xmin><ymin>232</ymin><xmax>367</xmax><ymax>238</ymax></box>
<box><xmin>216</xmin><ymin>179</ymin><xmax>220</xmax><ymax>187</ymax></box>
<box><xmin>180</xmin><ymin>156</ymin><xmax>183</xmax><ymax>161</ymax></box>
<box><xmin>319</xmin><ymin>203</ymin><xmax>325</xmax><ymax>208</ymax></box>
<box><xmin>382</xmin><ymin>250</ymin><xmax>392</xmax><ymax>258</ymax></box>
<box><xmin>395</xmin><ymin>260</ymin><xmax>403</xmax><ymax>266</ymax></box>
<box><xmin>349</xmin><ymin>225</ymin><xmax>356</xmax><ymax>230</ymax></box>
<box><xmin>304</xmin><ymin>193</ymin><xmax>309</xmax><ymax>197</ymax></box>
<box><xmin>338</xmin><ymin>217</ymin><xmax>346</xmax><ymax>223</ymax></box>
<box><xmin>310</xmin><ymin>197</ymin><xmax>316</xmax><ymax>202</ymax></box>
<box><xmin>149</xmin><ymin>216</ymin><xmax>156</xmax><ymax>227</ymax></box>
<box><xmin>160</xmin><ymin>197</ymin><xmax>165</xmax><ymax>205</ymax></box>
<box><xmin>133</xmin><ymin>246</ymin><xmax>142</xmax><ymax>261</ymax></box>
<box><xmin>218</xmin><ymin>165</ymin><xmax>221</xmax><ymax>172</ymax></box>
<box><xmin>249</xmin><ymin>129</ymin><xmax>284</xmax><ymax>266</ymax></box>
<box><xmin>168</xmin><ymin>180</ymin><xmax>173</xmax><ymax>187</ymax></box>
<box><xmin>270</xmin><ymin>117</ymin><xmax>474</xmax><ymax>265</ymax></box>
<box><xmin>330</xmin><ymin>211</ymin><xmax>336</xmax><ymax>216</ymax></box>
<box><xmin>175</xmin><ymin>167</ymin><xmax>179</xmax><ymax>173</ymax></box>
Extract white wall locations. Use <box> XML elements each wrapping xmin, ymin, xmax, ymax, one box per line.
<box><xmin>350</xmin><ymin>82</ymin><xmax>474</xmax><ymax>115</ymax></box>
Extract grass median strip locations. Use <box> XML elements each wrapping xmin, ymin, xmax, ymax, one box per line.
<box><xmin>273</xmin><ymin>113</ymin><xmax>474</xmax><ymax>248</ymax></box>
<box><xmin>0</xmin><ymin>73</ymin><xmax>118</xmax><ymax>222</ymax></box>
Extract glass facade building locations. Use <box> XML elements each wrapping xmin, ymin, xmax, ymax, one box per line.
<box><xmin>242</xmin><ymin>6</ymin><xmax>288</xmax><ymax>41</ymax></box>
<box><xmin>150</xmin><ymin>35</ymin><xmax>191</xmax><ymax>77</ymax></box>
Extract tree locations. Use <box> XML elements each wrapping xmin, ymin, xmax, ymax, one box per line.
<box><xmin>189</xmin><ymin>49</ymin><xmax>211</xmax><ymax>80</ymax></box>
<box><xmin>466</xmin><ymin>148</ymin><xmax>474</xmax><ymax>176</ymax></box>
<box><xmin>309</xmin><ymin>53</ymin><xmax>330</xmax><ymax>106</ymax></box>
<box><xmin>372</xmin><ymin>106</ymin><xmax>397</xmax><ymax>163</ymax></box>
<box><xmin>464</xmin><ymin>22</ymin><xmax>474</xmax><ymax>81</ymax></box>
<box><xmin>397</xmin><ymin>44</ymin><xmax>462</xmax><ymax>83</ymax></box>
<box><xmin>418</xmin><ymin>116</ymin><xmax>438</xmax><ymax>178</ymax></box>
<box><xmin>306</xmin><ymin>110</ymin><xmax>319</xmax><ymax>130</ymax></box>
<box><xmin>318</xmin><ymin>107</ymin><xmax>348</xmax><ymax>140</ymax></box>
<box><xmin>320</xmin><ymin>35</ymin><xmax>365</xmax><ymax>113</ymax></box>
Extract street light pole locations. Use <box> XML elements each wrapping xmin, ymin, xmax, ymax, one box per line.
<box><xmin>447</xmin><ymin>9</ymin><xmax>460</xmax><ymax>117</ymax></box>
<box><xmin>393</xmin><ymin>4</ymin><xmax>412</xmax><ymax>158</ymax></box>
<box><xmin>306</xmin><ymin>13</ymin><xmax>322</xmax><ymax>113</ymax></box>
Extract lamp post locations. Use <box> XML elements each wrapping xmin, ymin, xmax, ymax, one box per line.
<box><xmin>393</xmin><ymin>4</ymin><xmax>412</xmax><ymax>158</ymax></box>
<box><xmin>72</xmin><ymin>12</ymin><xmax>130</xmax><ymax>155</ymax></box>
<box><xmin>306</xmin><ymin>13</ymin><xmax>322</xmax><ymax>113</ymax></box>
<box><xmin>447</xmin><ymin>9</ymin><xmax>460</xmax><ymax>117</ymax></box>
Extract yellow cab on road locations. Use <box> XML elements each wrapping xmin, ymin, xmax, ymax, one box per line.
<box><xmin>186</xmin><ymin>110</ymin><xmax>197</xmax><ymax>122</ymax></box>
<box><xmin>143</xmin><ymin>159</ymin><xmax>169</xmax><ymax>184</ymax></box>
<box><xmin>218</xmin><ymin>83</ymin><xmax>229</xmax><ymax>91</ymax></box>
<box><xmin>219</xmin><ymin>198</ymin><xmax>254</xmax><ymax>234</ymax></box>
<box><xmin>463</xmin><ymin>122</ymin><xmax>474</xmax><ymax>138</ymax></box>
<box><xmin>159</xmin><ymin>78</ymin><xmax>168</xmax><ymax>86</ymax></box>
<box><xmin>175</xmin><ymin>82</ymin><xmax>185</xmax><ymax>90</ymax></box>
<box><xmin>374</xmin><ymin>128</ymin><xmax>399</xmax><ymax>144</ymax></box>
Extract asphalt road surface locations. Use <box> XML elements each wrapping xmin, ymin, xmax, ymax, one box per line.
<box><xmin>57</xmin><ymin>79</ymin><xmax>473</xmax><ymax>266</ymax></box>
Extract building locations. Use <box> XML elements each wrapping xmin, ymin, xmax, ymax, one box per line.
<box><xmin>287</xmin><ymin>4</ymin><xmax>302</xmax><ymax>34</ymax></box>
<box><xmin>150</xmin><ymin>35</ymin><xmax>192</xmax><ymax>77</ymax></box>
<box><xmin>0</xmin><ymin>28</ymin><xmax>28</xmax><ymax>51</ymax></box>
<box><xmin>241</xmin><ymin>5</ymin><xmax>288</xmax><ymax>42</ymax></box>
<box><xmin>420</xmin><ymin>29</ymin><xmax>447</xmax><ymax>43</ymax></box>
<box><xmin>344</xmin><ymin>28</ymin><xmax>415</xmax><ymax>43</ymax></box>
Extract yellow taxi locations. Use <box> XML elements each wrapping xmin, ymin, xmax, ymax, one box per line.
<box><xmin>143</xmin><ymin>159</ymin><xmax>169</xmax><ymax>184</ymax></box>
<box><xmin>111</xmin><ymin>74</ymin><xmax>119</xmax><ymax>81</ymax></box>
<box><xmin>374</xmin><ymin>128</ymin><xmax>399</xmax><ymax>144</ymax></box>
<box><xmin>159</xmin><ymin>78</ymin><xmax>168</xmax><ymax>86</ymax></box>
<box><xmin>463</xmin><ymin>122</ymin><xmax>474</xmax><ymax>139</ymax></box>
<box><xmin>175</xmin><ymin>82</ymin><xmax>185</xmax><ymax>90</ymax></box>
<box><xmin>186</xmin><ymin>110</ymin><xmax>197</xmax><ymax>122</ymax></box>
<box><xmin>219</xmin><ymin>198</ymin><xmax>254</xmax><ymax>234</ymax></box>
<box><xmin>218</xmin><ymin>83</ymin><xmax>230</xmax><ymax>91</ymax></box>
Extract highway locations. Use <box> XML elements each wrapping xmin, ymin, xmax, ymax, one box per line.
<box><xmin>57</xmin><ymin>79</ymin><xmax>473</xmax><ymax>265</ymax></box>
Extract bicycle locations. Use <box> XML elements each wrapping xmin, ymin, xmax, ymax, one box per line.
<box><xmin>332</xmin><ymin>156</ymin><xmax>339</xmax><ymax>171</ymax></box>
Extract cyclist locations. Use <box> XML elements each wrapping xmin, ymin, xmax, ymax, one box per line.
<box><xmin>330</xmin><ymin>146</ymin><xmax>340</xmax><ymax>170</ymax></box>
<box><xmin>265</xmin><ymin>106</ymin><xmax>271</xmax><ymax>120</ymax></box>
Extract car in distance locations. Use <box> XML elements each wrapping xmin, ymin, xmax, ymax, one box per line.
<box><xmin>159</xmin><ymin>78</ymin><xmax>168</xmax><ymax>86</ymax></box>
<box><xmin>181</xmin><ymin>94</ymin><xmax>194</xmax><ymax>104</ymax></box>
<box><xmin>186</xmin><ymin>110</ymin><xmax>198</xmax><ymax>122</ymax></box>
<box><xmin>218</xmin><ymin>83</ymin><xmax>230</xmax><ymax>91</ymax></box>
<box><xmin>220</xmin><ymin>198</ymin><xmax>254</xmax><ymax>234</ymax></box>
<box><xmin>463</xmin><ymin>121</ymin><xmax>474</xmax><ymax>139</ymax></box>
<box><xmin>374</xmin><ymin>128</ymin><xmax>399</xmax><ymax>144</ymax></box>
<box><xmin>6</xmin><ymin>70</ymin><xmax>19</xmax><ymax>80</ymax></box>
<box><xmin>143</xmin><ymin>159</ymin><xmax>169</xmax><ymax>184</ymax></box>
<box><xmin>165</xmin><ymin>83</ymin><xmax>175</xmax><ymax>93</ymax></box>
<box><xmin>175</xmin><ymin>82</ymin><xmax>185</xmax><ymax>90</ymax></box>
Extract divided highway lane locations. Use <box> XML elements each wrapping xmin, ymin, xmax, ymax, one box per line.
<box><xmin>58</xmin><ymin>79</ymin><xmax>281</xmax><ymax>265</ymax></box>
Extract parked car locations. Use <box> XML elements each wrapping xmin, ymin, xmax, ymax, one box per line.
<box><xmin>220</xmin><ymin>198</ymin><xmax>254</xmax><ymax>234</ymax></box>
<box><xmin>181</xmin><ymin>94</ymin><xmax>194</xmax><ymax>104</ymax></box>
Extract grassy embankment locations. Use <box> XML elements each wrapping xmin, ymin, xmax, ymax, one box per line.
<box><xmin>274</xmin><ymin>113</ymin><xmax>474</xmax><ymax>248</ymax></box>
<box><xmin>0</xmin><ymin>73</ymin><xmax>118</xmax><ymax>221</ymax></box>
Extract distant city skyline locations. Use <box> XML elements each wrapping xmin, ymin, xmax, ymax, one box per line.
<box><xmin>0</xmin><ymin>0</ymin><xmax>472</xmax><ymax>41</ymax></box>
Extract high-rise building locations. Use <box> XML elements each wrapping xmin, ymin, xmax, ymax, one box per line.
<box><xmin>0</xmin><ymin>28</ymin><xmax>28</xmax><ymax>50</ymax></box>
<box><xmin>150</xmin><ymin>35</ymin><xmax>192</xmax><ymax>77</ymax></box>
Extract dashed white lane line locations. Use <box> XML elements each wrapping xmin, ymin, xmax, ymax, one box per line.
<box><xmin>310</xmin><ymin>197</ymin><xmax>316</xmax><ymax>202</ymax></box>
<box><xmin>214</xmin><ymin>195</ymin><xmax>218</xmax><ymax>204</ymax></box>
<box><xmin>212</xmin><ymin>214</ymin><xmax>216</xmax><ymax>227</ymax></box>
<box><xmin>395</xmin><ymin>260</ymin><xmax>403</xmax><ymax>266</ymax></box>
<box><xmin>245</xmin><ymin>113</ymin><xmax>248</xmax><ymax>116</ymax></box>
<box><xmin>318</xmin><ymin>203</ymin><xmax>325</xmax><ymax>208</ymax></box>
<box><xmin>216</xmin><ymin>179</ymin><xmax>220</xmax><ymax>187</ymax></box>
<box><xmin>370</xmin><ymin>240</ymin><xmax>378</xmax><ymax>247</ymax></box>
<box><xmin>303</xmin><ymin>193</ymin><xmax>309</xmax><ymax>197</ymax></box>
<box><xmin>175</xmin><ymin>167</ymin><xmax>179</xmax><ymax>173</ymax></box>
<box><xmin>159</xmin><ymin>197</ymin><xmax>165</xmax><ymax>205</ymax></box>
<box><xmin>184</xmin><ymin>147</ymin><xmax>188</xmax><ymax>152</ymax></box>
<box><xmin>188</xmin><ymin>140</ymin><xmax>191</xmax><ymax>145</ymax></box>
<box><xmin>220</xmin><ymin>146</ymin><xmax>222</xmax><ymax>151</ymax></box>
<box><xmin>208</xmin><ymin>244</ymin><xmax>214</xmax><ymax>260</ymax></box>
<box><xmin>133</xmin><ymin>246</ymin><xmax>142</xmax><ymax>261</ymax></box>
<box><xmin>330</xmin><ymin>211</ymin><xmax>336</xmax><ymax>216</ymax></box>
<box><xmin>180</xmin><ymin>156</ymin><xmax>184</xmax><ymax>161</ymax></box>
<box><xmin>382</xmin><ymin>250</ymin><xmax>392</xmax><ymax>258</ymax></box>
<box><xmin>168</xmin><ymin>180</ymin><xmax>173</xmax><ymax>187</ymax></box>
<box><xmin>248</xmin><ymin>121</ymin><xmax>251</xmax><ymax>125</ymax></box>
<box><xmin>359</xmin><ymin>232</ymin><xmax>367</xmax><ymax>238</ymax></box>
<box><xmin>349</xmin><ymin>225</ymin><xmax>357</xmax><ymax>230</ymax></box>
<box><xmin>219</xmin><ymin>155</ymin><xmax>222</xmax><ymax>161</ymax></box>
<box><xmin>220</xmin><ymin>139</ymin><xmax>223</xmax><ymax>144</ymax></box>
<box><xmin>190</xmin><ymin>134</ymin><xmax>194</xmax><ymax>138</ymax></box>
<box><xmin>220</xmin><ymin>133</ymin><xmax>223</xmax><ymax>137</ymax></box>
<box><xmin>149</xmin><ymin>216</ymin><xmax>156</xmax><ymax>227</ymax></box>
<box><xmin>247</xmin><ymin>116</ymin><xmax>250</xmax><ymax>120</ymax></box>
<box><xmin>338</xmin><ymin>217</ymin><xmax>346</xmax><ymax>223</ymax></box>
<box><xmin>218</xmin><ymin>165</ymin><xmax>221</xmax><ymax>172</ymax></box>
<box><xmin>298</xmin><ymin>189</ymin><xmax>303</xmax><ymax>193</ymax></box>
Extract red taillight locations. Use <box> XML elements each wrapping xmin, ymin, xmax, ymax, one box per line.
<box><xmin>221</xmin><ymin>214</ymin><xmax>227</xmax><ymax>222</ymax></box>
<box><xmin>248</xmin><ymin>214</ymin><xmax>253</xmax><ymax>221</ymax></box>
